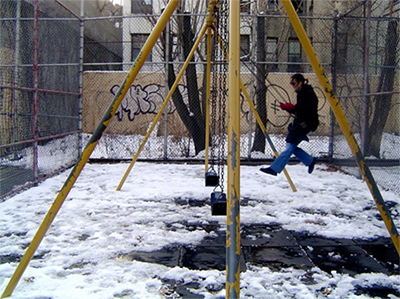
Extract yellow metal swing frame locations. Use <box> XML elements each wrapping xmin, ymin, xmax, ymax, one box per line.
<box><xmin>2</xmin><ymin>1</ymin><xmax>398</xmax><ymax>298</ymax></box>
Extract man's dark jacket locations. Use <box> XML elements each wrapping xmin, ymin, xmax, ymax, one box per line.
<box><xmin>286</xmin><ymin>84</ymin><xmax>319</xmax><ymax>144</ymax></box>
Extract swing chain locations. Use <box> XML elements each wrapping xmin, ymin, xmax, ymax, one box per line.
<box><xmin>217</xmin><ymin>0</ymin><xmax>228</xmax><ymax>193</ymax></box>
<box><xmin>210</xmin><ymin>19</ymin><xmax>219</xmax><ymax>172</ymax></box>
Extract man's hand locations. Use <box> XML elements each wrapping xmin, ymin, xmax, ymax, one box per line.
<box><xmin>279</xmin><ymin>102</ymin><xmax>295</xmax><ymax>111</ymax></box>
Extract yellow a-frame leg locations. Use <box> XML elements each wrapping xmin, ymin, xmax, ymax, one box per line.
<box><xmin>116</xmin><ymin>1</ymin><xmax>218</xmax><ymax>190</ymax></box>
<box><xmin>118</xmin><ymin>1</ymin><xmax>297</xmax><ymax>193</ymax></box>
<box><xmin>226</xmin><ymin>1</ymin><xmax>241</xmax><ymax>297</ymax></box>
<box><xmin>281</xmin><ymin>0</ymin><xmax>399</xmax><ymax>255</ymax></box>
<box><xmin>240</xmin><ymin>81</ymin><xmax>297</xmax><ymax>192</ymax></box>
<box><xmin>0</xmin><ymin>1</ymin><xmax>181</xmax><ymax>298</ymax></box>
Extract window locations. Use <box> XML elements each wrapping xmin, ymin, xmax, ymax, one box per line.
<box><xmin>287</xmin><ymin>38</ymin><xmax>302</xmax><ymax>72</ymax></box>
<box><xmin>131</xmin><ymin>0</ymin><xmax>152</xmax><ymax>14</ymax></box>
<box><xmin>240</xmin><ymin>0</ymin><xmax>250</xmax><ymax>13</ymax></box>
<box><xmin>266</xmin><ymin>37</ymin><xmax>278</xmax><ymax>71</ymax></box>
<box><xmin>131</xmin><ymin>34</ymin><xmax>152</xmax><ymax>62</ymax></box>
<box><xmin>266</xmin><ymin>0</ymin><xmax>278</xmax><ymax>12</ymax></box>
<box><xmin>336</xmin><ymin>32</ymin><xmax>348</xmax><ymax>74</ymax></box>
<box><xmin>291</xmin><ymin>0</ymin><xmax>304</xmax><ymax>14</ymax></box>
<box><xmin>240</xmin><ymin>35</ymin><xmax>250</xmax><ymax>60</ymax></box>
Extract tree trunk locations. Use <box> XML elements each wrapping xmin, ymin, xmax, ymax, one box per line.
<box><xmin>166</xmin><ymin>14</ymin><xmax>205</xmax><ymax>155</ymax></box>
<box><xmin>251</xmin><ymin>16</ymin><xmax>267</xmax><ymax>153</ymax></box>
<box><xmin>364</xmin><ymin>20</ymin><xmax>398</xmax><ymax>158</ymax></box>
<box><xmin>182</xmin><ymin>14</ymin><xmax>205</xmax><ymax>153</ymax></box>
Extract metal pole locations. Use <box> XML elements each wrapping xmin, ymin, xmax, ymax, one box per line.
<box><xmin>0</xmin><ymin>1</ymin><xmax>180</xmax><ymax>297</ymax></box>
<box><xmin>32</xmin><ymin>0</ymin><xmax>39</xmax><ymax>182</ymax></box>
<box><xmin>12</xmin><ymin>0</ymin><xmax>21</xmax><ymax>159</ymax></box>
<box><xmin>78</xmin><ymin>0</ymin><xmax>84</xmax><ymax>157</ymax></box>
<box><xmin>240</xmin><ymin>80</ymin><xmax>297</xmax><ymax>192</ymax></box>
<box><xmin>329</xmin><ymin>9</ymin><xmax>338</xmax><ymax>162</ymax></box>
<box><xmin>117</xmin><ymin>16</ymin><xmax>209</xmax><ymax>191</ymax></box>
<box><xmin>214</xmin><ymin>33</ymin><xmax>297</xmax><ymax>192</ymax></box>
<box><xmin>281</xmin><ymin>0</ymin><xmax>400</xmax><ymax>256</ymax></box>
<box><xmin>226</xmin><ymin>1</ymin><xmax>241</xmax><ymax>298</ymax></box>
<box><xmin>163</xmin><ymin>18</ymin><xmax>170</xmax><ymax>160</ymax></box>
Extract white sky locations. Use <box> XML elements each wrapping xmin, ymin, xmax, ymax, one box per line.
<box><xmin>111</xmin><ymin>0</ymin><xmax>123</xmax><ymax>5</ymax></box>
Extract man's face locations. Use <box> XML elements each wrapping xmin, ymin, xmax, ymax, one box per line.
<box><xmin>290</xmin><ymin>79</ymin><xmax>302</xmax><ymax>92</ymax></box>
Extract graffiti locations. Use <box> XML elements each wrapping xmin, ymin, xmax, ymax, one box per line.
<box><xmin>110</xmin><ymin>81</ymin><xmax>334</xmax><ymax>132</ymax></box>
<box><xmin>266</xmin><ymin>84</ymin><xmax>292</xmax><ymax>128</ymax></box>
<box><xmin>240</xmin><ymin>83</ymin><xmax>328</xmax><ymax>129</ymax></box>
<box><xmin>111</xmin><ymin>84</ymin><xmax>188</xmax><ymax>122</ymax></box>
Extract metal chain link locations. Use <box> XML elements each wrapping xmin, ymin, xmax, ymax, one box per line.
<box><xmin>217</xmin><ymin>0</ymin><xmax>228</xmax><ymax>192</ymax></box>
<box><xmin>210</xmin><ymin>13</ymin><xmax>219</xmax><ymax>171</ymax></box>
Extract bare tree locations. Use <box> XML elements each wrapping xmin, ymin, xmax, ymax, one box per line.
<box><xmin>136</xmin><ymin>0</ymin><xmax>209</xmax><ymax>155</ymax></box>
<box><xmin>364</xmin><ymin>18</ymin><xmax>399</xmax><ymax>157</ymax></box>
<box><xmin>164</xmin><ymin>13</ymin><xmax>206</xmax><ymax>155</ymax></box>
<box><xmin>251</xmin><ymin>15</ymin><xmax>267</xmax><ymax>153</ymax></box>
<box><xmin>95</xmin><ymin>0</ymin><xmax>121</xmax><ymax>15</ymax></box>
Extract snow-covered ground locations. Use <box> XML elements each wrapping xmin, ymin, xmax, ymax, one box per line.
<box><xmin>1</xmin><ymin>161</ymin><xmax>399</xmax><ymax>298</ymax></box>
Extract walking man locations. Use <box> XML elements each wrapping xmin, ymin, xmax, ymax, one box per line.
<box><xmin>260</xmin><ymin>73</ymin><xmax>319</xmax><ymax>176</ymax></box>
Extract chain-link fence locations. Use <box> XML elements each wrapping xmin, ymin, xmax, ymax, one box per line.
<box><xmin>0</xmin><ymin>0</ymin><xmax>81</xmax><ymax>197</ymax></box>
<box><xmin>332</xmin><ymin>2</ymin><xmax>400</xmax><ymax>193</ymax></box>
<box><xmin>84</xmin><ymin>11</ymin><xmax>334</xmax><ymax>161</ymax></box>
<box><xmin>1</xmin><ymin>0</ymin><xmax>399</xmax><ymax>198</ymax></box>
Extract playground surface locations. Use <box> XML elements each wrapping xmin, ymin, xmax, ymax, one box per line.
<box><xmin>1</xmin><ymin>162</ymin><xmax>399</xmax><ymax>298</ymax></box>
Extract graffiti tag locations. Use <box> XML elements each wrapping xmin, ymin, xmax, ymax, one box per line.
<box><xmin>111</xmin><ymin>84</ymin><xmax>188</xmax><ymax>122</ymax></box>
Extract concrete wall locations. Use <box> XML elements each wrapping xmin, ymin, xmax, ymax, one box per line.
<box><xmin>82</xmin><ymin>72</ymin><xmax>336</xmax><ymax>136</ymax></box>
<box><xmin>83</xmin><ymin>71</ymin><xmax>399</xmax><ymax>137</ymax></box>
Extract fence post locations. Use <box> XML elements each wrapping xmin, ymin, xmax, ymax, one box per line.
<box><xmin>12</xmin><ymin>0</ymin><xmax>21</xmax><ymax>160</ymax></box>
<box><xmin>32</xmin><ymin>0</ymin><xmax>39</xmax><ymax>182</ymax></box>
<box><xmin>329</xmin><ymin>9</ymin><xmax>339</xmax><ymax>162</ymax></box>
<box><xmin>163</xmin><ymin>19</ymin><xmax>170</xmax><ymax>160</ymax></box>
<box><xmin>78</xmin><ymin>0</ymin><xmax>84</xmax><ymax>157</ymax></box>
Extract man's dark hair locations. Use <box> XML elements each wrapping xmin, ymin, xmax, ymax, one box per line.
<box><xmin>291</xmin><ymin>73</ymin><xmax>308</xmax><ymax>84</ymax></box>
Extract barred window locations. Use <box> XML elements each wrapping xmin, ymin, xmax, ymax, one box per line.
<box><xmin>240</xmin><ymin>0</ymin><xmax>250</xmax><ymax>13</ymax></box>
<box><xmin>291</xmin><ymin>0</ymin><xmax>304</xmax><ymax>14</ymax></box>
<box><xmin>288</xmin><ymin>38</ymin><xmax>302</xmax><ymax>72</ymax></box>
<box><xmin>337</xmin><ymin>32</ymin><xmax>348</xmax><ymax>74</ymax></box>
<box><xmin>131</xmin><ymin>34</ymin><xmax>152</xmax><ymax>62</ymax></box>
<box><xmin>266</xmin><ymin>37</ymin><xmax>278</xmax><ymax>72</ymax></box>
<box><xmin>240</xmin><ymin>35</ymin><xmax>250</xmax><ymax>60</ymax></box>
<box><xmin>266</xmin><ymin>0</ymin><xmax>278</xmax><ymax>12</ymax></box>
<box><xmin>131</xmin><ymin>0</ymin><xmax>152</xmax><ymax>14</ymax></box>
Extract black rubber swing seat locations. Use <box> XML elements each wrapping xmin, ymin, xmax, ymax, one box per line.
<box><xmin>211</xmin><ymin>191</ymin><xmax>227</xmax><ymax>216</ymax></box>
<box><xmin>205</xmin><ymin>171</ymin><xmax>219</xmax><ymax>187</ymax></box>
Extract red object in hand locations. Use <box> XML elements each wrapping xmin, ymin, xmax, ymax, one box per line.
<box><xmin>279</xmin><ymin>102</ymin><xmax>295</xmax><ymax>111</ymax></box>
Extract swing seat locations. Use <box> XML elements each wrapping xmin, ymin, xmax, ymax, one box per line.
<box><xmin>205</xmin><ymin>171</ymin><xmax>219</xmax><ymax>187</ymax></box>
<box><xmin>211</xmin><ymin>191</ymin><xmax>226</xmax><ymax>216</ymax></box>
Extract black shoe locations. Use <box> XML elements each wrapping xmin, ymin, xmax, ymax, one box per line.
<box><xmin>308</xmin><ymin>158</ymin><xmax>316</xmax><ymax>174</ymax></box>
<box><xmin>260</xmin><ymin>167</ymin><xmax>277</xmax><ymax>176</ymax></box>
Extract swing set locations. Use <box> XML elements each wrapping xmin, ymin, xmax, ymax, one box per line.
<box><xmin>2</xmin><ymin>1</ymin><xmax>399</xmax><ymax>298</ymax></box>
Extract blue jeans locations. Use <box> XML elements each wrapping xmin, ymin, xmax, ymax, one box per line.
<box><xmin>270</xmin><ymin>142</ymin><xmax>314</xmax><ymax>173</ymax></box>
